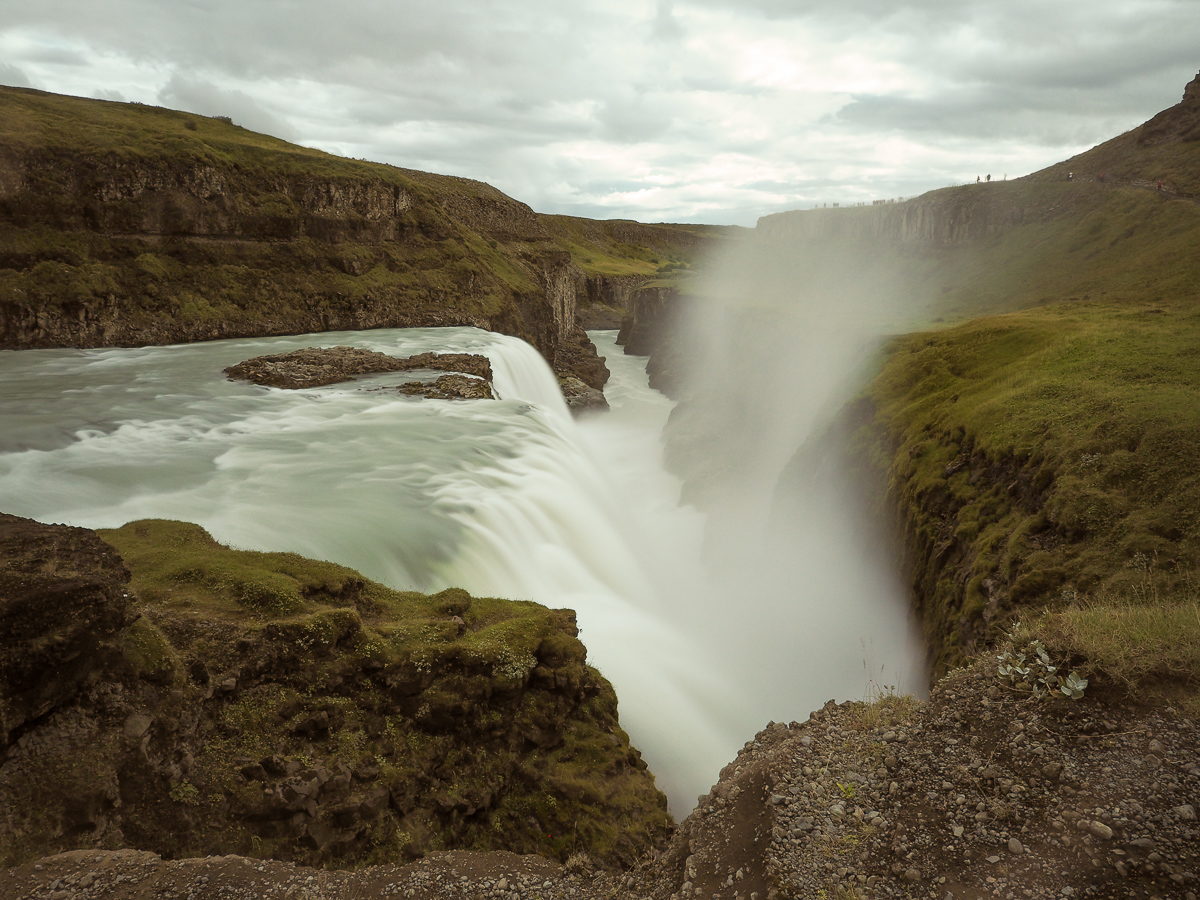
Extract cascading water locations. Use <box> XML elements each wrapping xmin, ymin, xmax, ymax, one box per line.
<box><xmin>0</xmin><ymin>322</ymin><xmax>925</xmax><ymax>814</ymax></box>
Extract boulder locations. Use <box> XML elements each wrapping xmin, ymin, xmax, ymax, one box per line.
<box><xmin>557</xmin><ymin>376</ymin><xmax>609</xmax><ymax>414</ymax></box>
<box><xmin>0</xmin><ymin>513</ymin><xmax>132</xmax><ymax>745</ymax></box>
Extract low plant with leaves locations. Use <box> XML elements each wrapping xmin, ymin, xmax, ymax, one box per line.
<box><xmin>997</xmin><ymin>630</ymin><xmax>1088</xmax><ymax>700</ymax></box>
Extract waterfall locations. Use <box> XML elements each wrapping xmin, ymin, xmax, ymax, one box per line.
<box><xmin>485</xmin><ymin>334</ymin><xmax>572</xmax><ymax>419</ymax></box>
<box><xmin>0</xmin><ymin>327</ymin><xmax>733</xmax><ymax>810</ymax></box>
<box><xmin>0</xmin><ymin>324</ymin><xmax>927</xmax><ymax>814</ymax></box>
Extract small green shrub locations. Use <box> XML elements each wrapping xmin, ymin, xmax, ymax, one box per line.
<box><xmin>996</xmin><ymin>629</ymin><xmax>1087</xmax><ymax>699</ymax></box>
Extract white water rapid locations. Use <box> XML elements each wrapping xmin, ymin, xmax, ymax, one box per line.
<box><xmin>0</xmin><ymin>325</ymin><xmax>924</xmax><ymax>813</ymax></box>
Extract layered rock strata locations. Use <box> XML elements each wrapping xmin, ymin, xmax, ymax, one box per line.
<box><xmin>0</xmin><ymin>87</ymin><xmax>608</xmax><ymax>392</ymax></box>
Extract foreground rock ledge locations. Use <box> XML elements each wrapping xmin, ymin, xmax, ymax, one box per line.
<box><xmin>6</xmin><ymin>659</ymin><xmax>1197</xmax><ymax>899</ymax></box>
<box><xmin>0</xmin><ymin>514</ymin><xmax>132</xmax><ymax>746</ymax></box>
<box><xmin>0</xmin><ymin>516</ymin><xmax>669</xmax><ymax>872</ymax></box>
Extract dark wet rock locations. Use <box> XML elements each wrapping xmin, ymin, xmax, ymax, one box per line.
<box><xmin>224</xmin><ymin>347</ymin><xmax>493</xmax><ymax>390</ymax></box>
<box><xmin>400</xmin><ymin>373</ymin><xmax>494</xmax><ymax>400</ymax></box>
<box><xmin>0</xmin><ymin>513</ymin><xmax>132</xmax><ymax>746</ymax></box>
<box><xmin>558</xmin><ymin>375</ymin><xmax>609</xmax><ymax>414</ymax></box>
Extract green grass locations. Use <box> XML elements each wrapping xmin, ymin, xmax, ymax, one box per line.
<box><xmin>918</xmin><ymin>184</ymin><xmax>1200</xmax><ymax>321</ymax></box>
<box><xmin>850</xmin><ymin>223</ymin><xmax>1200</xmax><ymax>687</ymax></box>
<box><xmin>858</xmin><ymin>298</ymin><xmax>1200</xmax><ymax>675</ymax></box>
<box><xmin>1042</xmin><ymin>598</ymin><xmax>1200</xmax><ymax>696</ymax></box>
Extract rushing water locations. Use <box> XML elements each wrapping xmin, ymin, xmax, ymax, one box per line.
<box><xmin>0</xmin><ymin>326</ymin><xmax>923</xmax><ymax>813</ymax></box>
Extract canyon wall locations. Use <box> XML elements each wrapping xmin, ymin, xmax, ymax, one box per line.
<box><xmin>0</xmin><ymin>87</ymin><xmax>728</xmax><ymax>392</ymax></box>
<box><xmin>0</xmin><ymin>514</ymin><xmax>671</xmax><ymax>869</ymax></box>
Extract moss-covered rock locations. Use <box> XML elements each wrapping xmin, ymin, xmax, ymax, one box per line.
<box><xmin>0</xmin><ymin>518</ymin><xmax>671</xmax><ymax>869</ymax></box>
<box><xmin>848</xmin><ymin>297</ymin><xmax>1200</xmax><ymax>679</ymax></box>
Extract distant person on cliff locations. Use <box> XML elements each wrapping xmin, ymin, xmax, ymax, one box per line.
<box><xmin>986</xmin><ymin>174</ymin><xmax>991</xmax><ymax>182</ymax></box>
<box><xmin>1068</xmin><ymin>172</ymin><xmax>1074</xmax><ymax>181</ymax></box>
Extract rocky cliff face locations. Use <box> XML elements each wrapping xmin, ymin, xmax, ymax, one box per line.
<box><xmin>0</xmin><ymin>87</ymin><xmax>610</xmax><ymax>389</ymax></box>
<box><xmin>756</xmin><ymin>186</ymin><xmax>1057</xmax><ymax>247</ymax></box>
<box><xmin>0</xmin><ymin>515</ymin><xmax>670</xmax><ymax>870</ymax></box>
<box><xmin>0</xmin><ymin>515</ymin><xmax>133</xmax><ymax>746</ymax></box>
<box><xmin>614</xmin><ymin>285</ymin><xmax>687</xmax><ymax>395</ymax></box>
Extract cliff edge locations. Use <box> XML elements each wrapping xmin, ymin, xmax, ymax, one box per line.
<box><xmin>0</xmin><ymin>515</ymin><xmax>670</xmax><ymax>870</ymax></box>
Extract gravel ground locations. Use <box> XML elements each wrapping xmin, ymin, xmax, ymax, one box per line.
<box><xmin>629</xmin><ymin>660</ymin><xmax>1200</xmax><ymax>900</ymax></box>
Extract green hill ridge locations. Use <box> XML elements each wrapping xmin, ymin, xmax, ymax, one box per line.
<box><xmin>0</xmin><ymin>86</ymin><xmax>732</xmax><ymax>391</ymax></box>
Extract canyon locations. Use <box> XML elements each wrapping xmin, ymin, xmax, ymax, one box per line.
<box><xmin>3</xmin><ymin>70</ymin><xmax>1200</xmax><ymax>899</ymax></box>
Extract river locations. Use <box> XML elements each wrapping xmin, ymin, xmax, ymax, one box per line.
<box><xmin>0</xmin><ymin>327</ymin><xmax>923</xmax><ymax>813</ymax></box>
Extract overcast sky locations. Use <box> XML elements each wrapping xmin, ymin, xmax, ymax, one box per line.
<box><xmin>1</xmin><ymin>1</ymin><xmax>1197</xmax><ymax>226</ymax></box>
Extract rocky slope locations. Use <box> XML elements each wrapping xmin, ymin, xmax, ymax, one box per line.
<box><xmin>1030</xmin><ymin>70</ymin><xmax>1200</xmax><ymax>195</ymax></box>
<box><xmin>0</xmin><ymin>515</ymin><xmax>670</xmax><ymax>871</ymax></box>
<box><xmin>0</xmin><ymin>87</ymin><xmax>729</xmax><ymax>395</ymax></box>
<box><xmin>5</xmin><ymin>658</ymin><xmax>1198</xmax><ymax>899</ymax></box>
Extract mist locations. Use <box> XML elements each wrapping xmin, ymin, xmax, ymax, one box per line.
<box><xmin>630</xmin><ymin>216</ymin><xmax>940</xmax><ymax>775</ymax></box>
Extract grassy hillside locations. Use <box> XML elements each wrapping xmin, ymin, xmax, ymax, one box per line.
<box><xmin>859</xmin><ymin>299</ymin><xmax>1200</xmax><ymax>680</ymax></box>
<box><xmin>0</xmin><ymin>87</ymin><xmax>729</xmax><ymax>374</ymax></box>
<box><xmin>1028</xmin><ymin>70</ymin><xmax>1200</xmax><ymax>196</ymax></box>
<box><xmin>845</xmin><ymin>73</ymin><xmax>1200</xmax><ymax>698</ymax></box>
<box><xmin>916</xmin><ymin>183</ymin><xmax>1200</xmax><ymax>321</ymax></box>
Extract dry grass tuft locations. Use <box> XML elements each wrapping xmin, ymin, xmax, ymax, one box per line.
<box><xmin>1038</xmin><ymin>594</ymin><xmax>1200</xmax><ymax>695</ymax></box>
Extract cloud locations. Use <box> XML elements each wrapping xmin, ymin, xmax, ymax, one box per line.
<box><xmin>652</xmin><ymin>0</ymin><xmax>687</xmax><ymax>41</ymax></box>
<box><xmin>0</xmin><ymin>63</ymin><xmax>32</xmax><ymax>88</ymax></box>
<box><xmin>157</xmin><ymin>73</ymin><xmax>298</xmax><ymax>142</ymax></box>
<box><xmin>1</xmin><ymin>1</ymin><xmax>1198</xmax><ymax>224</ymax></box>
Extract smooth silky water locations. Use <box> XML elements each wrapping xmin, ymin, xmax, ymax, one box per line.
<box><xmin>0</xmin><ymin>327</ymin><xmax>923</xmax><ymax>813</ymax></box>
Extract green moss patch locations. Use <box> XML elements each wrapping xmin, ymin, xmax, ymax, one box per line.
<box><xmin>854</xmin><ymin>295</ymin><xmax>1200</xmax><ymax>680</ymax></box>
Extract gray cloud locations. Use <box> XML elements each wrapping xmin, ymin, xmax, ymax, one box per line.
<box><xmin>653</xmin><ymin>0</ymin><xmax>687</xmax><ymax>41</ymax></box>
<box><xmin>157</xmin><ymin>74</ymin><xmax>298</xmax><ymax>142</ymax></box>
<box><xmin>1</xmin><ymin>0</ymin><xmax>1198</xmax><ymax>225</ymax></box>
<box><xmin>0</xmin><ymin>63</ymin><xmax>32</xmax><ymax>88</ymax></box>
